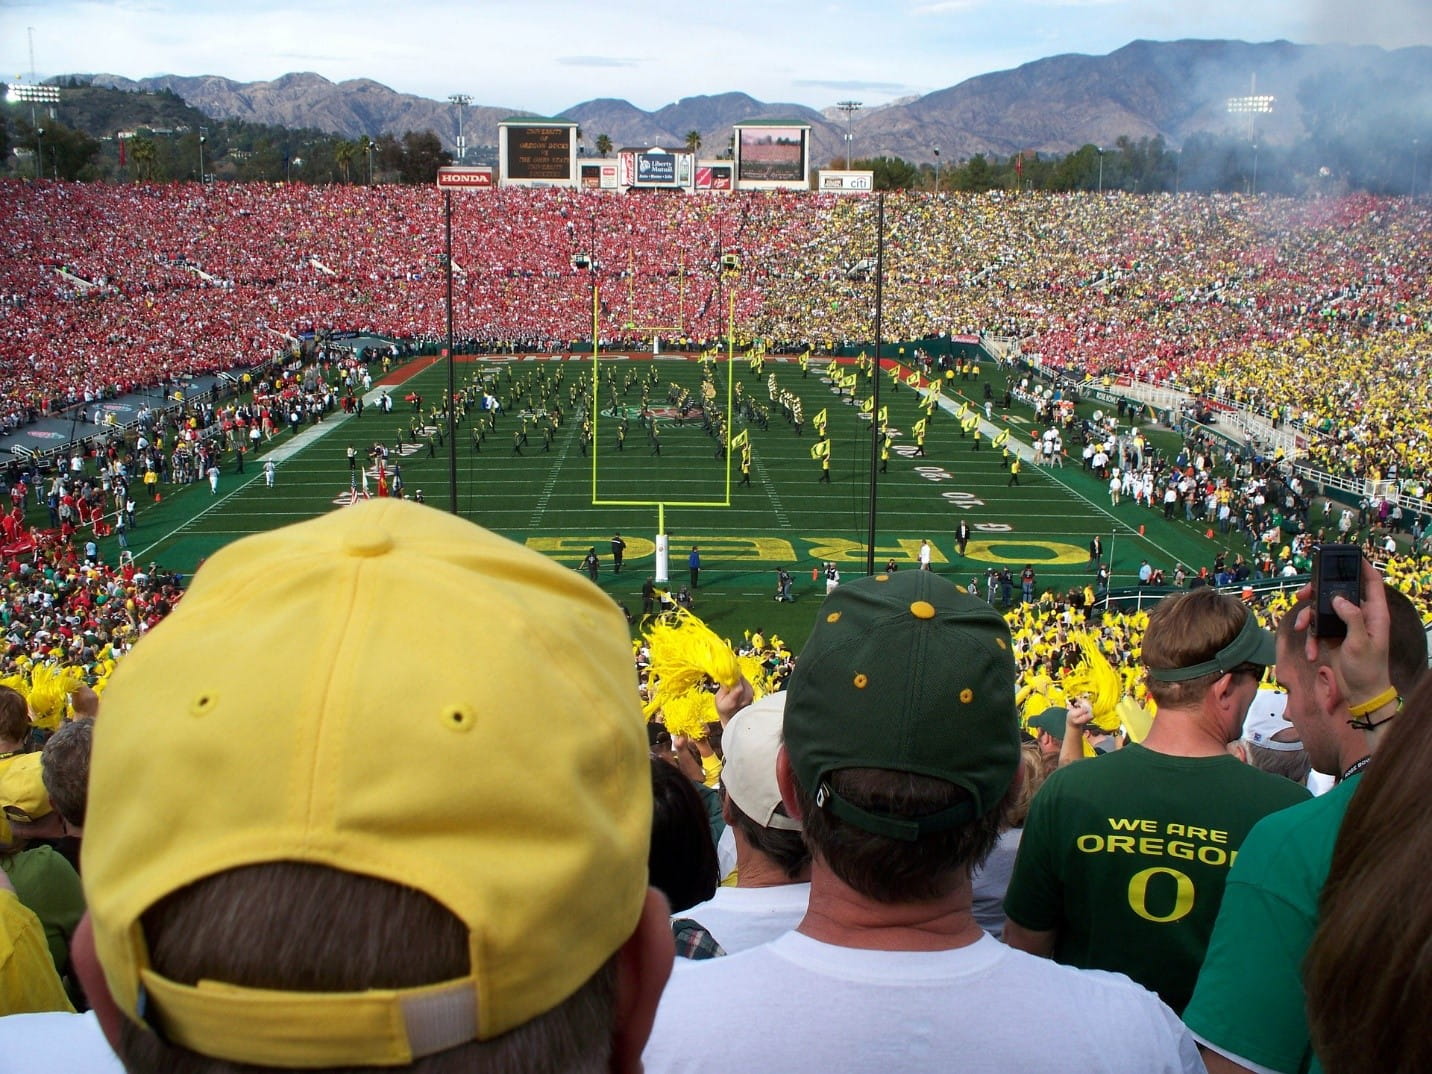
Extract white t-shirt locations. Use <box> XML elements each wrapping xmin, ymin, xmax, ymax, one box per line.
<box><xmin>0</xmin><ymin>1011</ymin><xmax>125</xmax><ymax>1072</ymax></box>
<box><xmin>678</xmin><ymin>883</ymin><xmax>811</xmax><ymax>954</ymax></box>
<box><xmin>644</xmin><ymin>932</ymin><xmax>1202</xmax><ymax>1074</ymax></box>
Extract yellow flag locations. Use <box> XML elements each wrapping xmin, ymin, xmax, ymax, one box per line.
<box><xmin>810</xmin><ymin>440</ymin><xmax>830</xmax><ymax>460</ymax></box>
<box><xmin>731</xmin><ymin>429</ymin><xmax>749</xmax><ymax>449</ymax></box>
<box><xmin>861</xmin><ymin>397</ymin><xmax>874</xmax><ymax>414</ymax></box>
<box><xmin>906</xmin><ymin>371</ymin><xmax>921</xmax><ymax>387</ymax></box>
<box><xmin>993</xmin><ymin>429</ymin><xmax>1010</xmax><ymax>447</ymax></box>
<box><xmin>813</xmin><ymin>408</ymin><xmax>828</xmax><ymax>426</ymax></box>
<box><xmin>914</xmin><ymin>418</ymin><xmax>927</xmax><ymax>436</ymax></box>
<box><xmin>878</xmin><ymin>406</ymin><xmax>888</xmax><ymax>424</ymax></box>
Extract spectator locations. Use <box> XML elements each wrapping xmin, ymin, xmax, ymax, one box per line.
<box><xmin>41</xmin><ymin>716</ymin><xmax>93</xmax><ymax>837</ymax></box>
<box><xmin>19</xmin><ymin>500</ymin><xmax>675</xmax><ymax>1071</ymax></box>
<box><xmin>1185</xmin><ymin>569</ymin><xmax>1427</xmax><ymax>1074</ymax></box>
<box><xmin>645</xmin><ymin>571</ymin><xmax>1202</xmax><ymax>1073</ymax></box>
<box><xmin>1303</xmin><ymin>672</ymin><xmax>1432</xmax><ymax>1074</ymax></box>
<box><xmin>649</xmin><ymin>757</ymin><xmax>721</xmax><ymax>955</ymax></box>
<box><xmin>679</xmin><ymin>693</ymin><xmax>810</xmax><ymax>955</ymax></box>
<box><xmin>1004</xmin><ymin>588</ymin><xmax>1309</xmax><ymax>1014</ymax></box>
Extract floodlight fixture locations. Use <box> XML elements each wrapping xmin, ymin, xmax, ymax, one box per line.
<box><xmin>1226</xmin><ymin>95</ymin><xmax>1275</xmax><ymax>114</ymax></box>
<box><xmin>6</xmin><ymin>83</ymin><xmax>59</xmax><ymax>104</ymax></box>
<box><xmin>836</xmin><ymin>100</ymin><xmax>863</xmax><ymax>167</ymax></box>
<box><xmin>449</xmin><ymin>93</ymin><xmax>472</xmax><ymax>160</ymax></box>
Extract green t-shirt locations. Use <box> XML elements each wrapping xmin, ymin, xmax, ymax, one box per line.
<box><xmin>1004</xmin><ymin>744</ymin><xmax>1309</xmax><ymax>1013</ymax></box>
<box><xmin>1183</xmin><ymin>774</ymin><xmax>1359</xmax><ymax>1074</ymax></box>
<box><xmin>2</xmin><ymin>845</ymin><xmax>85</xmax><ymax>972</ymax></box>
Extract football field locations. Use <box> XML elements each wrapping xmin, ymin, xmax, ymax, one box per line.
<box><xmin>112</xmin><ymin>352</ymin><xmax>1220</xmax><ymax>649</ymax></box>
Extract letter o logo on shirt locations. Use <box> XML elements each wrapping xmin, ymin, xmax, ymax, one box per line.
<box><xmin>1127</xmin><ymin>866</ymin><xmax>1195</xmax><ymax>923</ymax></box>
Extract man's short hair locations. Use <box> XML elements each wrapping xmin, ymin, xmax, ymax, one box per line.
<box><xmin>724</xmin><ymin>796</ymin><xmax>810</xmax><ymax>880</ymax></box>
<box><xmin>1277</xmin><ymin>587</ymin><xmax>1428</xmax><ymax>698</ymax></box>
<box><xmin>83</xmin><ymin>500</ymin><xmax>651</xmax><ymax>1070</ymax></box>
<box><xmin>117</xmin><ymin>863</ymin><xmax>618</xmax><ymax>1074</ymax></box>
<box><xmin>792</xmin><ymin>769</ymin><xmax>1011</xmax><ymax>902</ymax></box>
<box><xmin>41</xmin><ymin>716</ymin><xmax>92</xmax><ymax>829</ymax></box>
<box><xmin>1143</xmin><ymin>589</ymin><xmax>1270</xmax><ymax>707</ymax></box>
<box><xmin>1244</xmin><ymin>742</ymin><xmax>1313</xmax><ymax>784</ymax></box>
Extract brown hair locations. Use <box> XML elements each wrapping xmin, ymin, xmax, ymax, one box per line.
<box><xmin>1277</xmin><ymin>588</ymin><xmax>1428</xmax><ymax>698</ymax></box>
<box><xmin>117</xmin><ymin>862</ymin><xmax>618</xmax><ymax>1074</ymax></box>
<box><xmin>1305</xmin><ymin>674</ymin><xmax>1432</xmax><ymax>1074</ymax></box>
<box><xmin>0</xmin><ymin>686</ymin><xmax>31</xmax><ymax>745</ymax></box>
<box><xmin>793</xmin><ymin>768</ymin><xmax>1011</xmax><ymax>904</ymax></box>
<box><xmin>1142</xmin><ymin>589</ymin><xmax>1254</xmax><ymax>707</ymax></box>
<box><xmin>42</xmin><ymin>717</ymin><xmax>92</xmax><ymax>829</ymax></box>
<box><xmin>724</xmin><ymin>794</ymin><xmax>810</xmax><ymax>881</ymax></box>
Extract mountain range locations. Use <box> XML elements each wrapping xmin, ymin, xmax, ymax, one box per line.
<box><xmin>78</xmin><ymin>39</ymin><xmax>1432</xmax><ymax>165</ymax></box>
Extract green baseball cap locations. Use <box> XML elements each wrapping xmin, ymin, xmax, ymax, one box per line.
<box><xmin>1027</xmin><ymin>707</ymin><xmax>1068</xmax><ymax>741</ymax></box>
<box><xmin>784</xmin><ymin>571</ymin><xmax>1021</xmax><ymax>842</ymax></box>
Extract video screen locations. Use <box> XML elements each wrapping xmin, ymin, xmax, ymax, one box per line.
<box><xmin>737</xmin><ymin>127</ymin><xmax>805</xmax><ymax>182</ymax></box>
<box><xmin>506</xmin><ymin>126</ymin><xmax>571</xmax><ymax>180</ymax></box>
<box><xmin>637</xmin><ymin>152</ymin><xmax>677</xmax><ymax>184</ymax></box>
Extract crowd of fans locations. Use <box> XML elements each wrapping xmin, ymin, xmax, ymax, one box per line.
<box><xmin>2</xmin><ymin>178</ymin><xmax>1430</xmax><ymax>725</ymax></box>
<box><xmin>3</xmin><ymin>182</ymin><xmax>1429</xmax><ymax>486</ymax></box>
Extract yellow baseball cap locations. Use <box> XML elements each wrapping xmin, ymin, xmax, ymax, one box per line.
<box><xmin>83</xmin><ymin>500</ymin><xmax>651</xmax><ymax>1066</ymax></box>
<box><xmin>0</xmin><ymin>752</ymin><xmax>51</xmax><ymax>824</ymax></box>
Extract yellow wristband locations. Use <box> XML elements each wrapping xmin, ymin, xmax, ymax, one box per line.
<box><xmin>1348</xmin><ymin>686</ymin><xmax>1398</xmax><ymax>717</ymax></box>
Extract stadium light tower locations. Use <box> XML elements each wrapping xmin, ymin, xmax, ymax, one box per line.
<box><xmin>836</xmin><ymin>100</ymin><xmax>862</xmax><ymax>168</ymax></box>
<box><xmin>7</xmin><ymin>83</ymin><xmax>60</xmax><ymax>179</ymax></box>
<box><xmin>933</xmin><ymin>146</ymin><xmax>941</xmax><ymax>193</ymax></box>
<box><xmin>1227</xmin><ymin>76</ymin><xmax>1274</xmax><ymax>195</ymax></box>
<box><xmin>448</xmin><ymin>93</ymin><xmax>472</xmax><ymax>161</ymax></box>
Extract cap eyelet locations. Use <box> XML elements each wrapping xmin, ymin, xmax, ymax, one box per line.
<box><xmin>853</xmin><ymin>673</ymin><xmax>868</xmax><ymax>688</ymax></box>
<box><xmin>441</xmin><ymin>706</ymin><xmax>476</xmax><ymax>732</ymax></box>
<box><xmin>826</xmin><ymin>611</ymin><xmax>841</xmax><ymax>623</ymax></box>
<box><xmin>960</xmin><ymin>688</ymin><xmax>974</xmax><ymax>703</ymax></box>
<box><xmin>189</xmin><ymin>694</ymin><xmax>217</xmax><ymax>717</ymax></box>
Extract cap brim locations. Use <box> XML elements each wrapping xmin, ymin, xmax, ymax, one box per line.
<box><xmin>1248</xmin><ymin>627</ymin><xmax>1276</xmax><ymax>668</ymax></box>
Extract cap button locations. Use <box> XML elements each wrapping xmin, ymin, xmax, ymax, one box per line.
<box><xmin>344</xmin><ymin>529</ymin><xmax>395</xmax><ymax>558</ymax></box>
<box><xmin>910</xmin><ymin>600</ymin><xmax>936</xmax><ymax>620</ymax></box>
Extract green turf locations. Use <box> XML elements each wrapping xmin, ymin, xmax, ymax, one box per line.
<box><xmin>109</xmin><ymin>353</ymin><xmax>1229</xmax><ymax>651</ymax></box>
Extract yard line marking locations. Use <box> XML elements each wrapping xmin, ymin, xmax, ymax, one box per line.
<box><xmin>529</xmin><ymin>427</ymin><xmax>576</xmax><ymax>527</ymax></box>
<box><xmin>751</xmin><ymin>449</ymin><xmax>790</xmax><ymax>527</ymax></box>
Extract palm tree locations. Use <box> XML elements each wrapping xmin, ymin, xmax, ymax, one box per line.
<box><xmin>130</xmin><ymin>137</ymin><xmax>159</xmax><ymax>182</ymax></box>
<box><xmin>595</xmin><ymin>133</ymin><xmax>613</xmax><ymax>157</ymax></box>
<box><xmin>358</xmin><ymin>135</ymin><xmax>375</xmax><ymax>184</ymax></box>
<box><xmin>335</xmin><ymin>140</ymin><xmax>357</xmax><ymax>183</ymax></box>
<box><xmin>685</xmin><ymin>130</ymin><xmax>702</xmax><ymax>156</ymax></box>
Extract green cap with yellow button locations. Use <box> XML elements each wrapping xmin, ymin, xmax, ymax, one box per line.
<box><xmin>784</xmin><ymin>570</ymin><xmax>1021</xmax><ymax>841</ymax></box>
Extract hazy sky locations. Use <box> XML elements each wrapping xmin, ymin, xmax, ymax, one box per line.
<box><xmin>2</xmin><ymin>0</ymin><xmax>1429</xmax><ymax>112</ymax></box>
